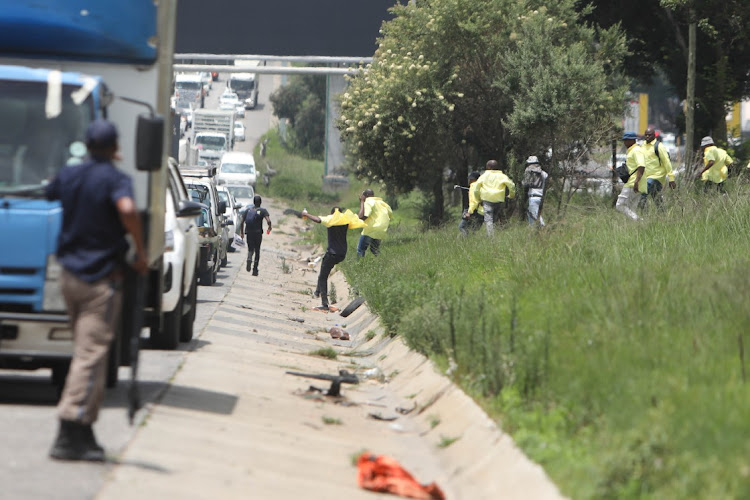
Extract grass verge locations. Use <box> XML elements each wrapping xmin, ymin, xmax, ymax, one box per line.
<box><xmin>341</xmin><ymin>185</ymin><xmax>750</xmax><ymax>499</ymax></box>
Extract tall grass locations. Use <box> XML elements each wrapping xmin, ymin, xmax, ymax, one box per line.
<box><xmin>342</xmin><ymin>187</ymin><xmax>750</xmax><ymax>499</ymax></box>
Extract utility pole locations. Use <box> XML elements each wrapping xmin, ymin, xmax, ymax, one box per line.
<box><xmin>685</xmin><ymin>13</ymin><xmax>696</xmax><ymax>173</ymax></box>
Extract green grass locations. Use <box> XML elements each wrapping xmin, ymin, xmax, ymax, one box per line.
<box><xmin>341</xmin><ymin>184</ymin><xmax>750</xmax><ymax>499</ymax></box>
<box><xmin>309</xmin><ymin>347</ymin><xmax>338</xmax><ymax>360</ymax></box>
<box><xmin>322</xmin><ymin>416</ymin><xmax>343</xmax><ymax>425</ymax></box>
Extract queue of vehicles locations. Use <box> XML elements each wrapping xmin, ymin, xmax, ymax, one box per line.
<box><xmin>0</xmin><ymin>2</ymin><xmax>261</xmax><ymax>395</ymax></box>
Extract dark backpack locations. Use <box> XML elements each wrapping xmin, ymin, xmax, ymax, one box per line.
<box><xmin>244</xmin><ymin>206</ymin><xmax>258</xmax><ymax>227</ymax></box>
<box><xmin>654</xmin><ymin>140</ymin><xmax>670</xmax><ymax>165</ymax></box>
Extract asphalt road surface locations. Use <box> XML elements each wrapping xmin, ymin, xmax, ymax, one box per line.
<box><xmin>0</xmin><ymin>70</ymin><xmax>279</xmax><ymax>500</ymax></box>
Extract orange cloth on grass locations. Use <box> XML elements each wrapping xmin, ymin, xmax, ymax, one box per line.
<box><xmin>357</xmin><ymin>453</ymin><xmax>446</xmax><ymax>500</ymax></box>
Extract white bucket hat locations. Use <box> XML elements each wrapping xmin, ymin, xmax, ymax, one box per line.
<box><xmin>700</xmin><ymin>136</ymin><xmax>714</xmax><ymax>147</ymax></box>
<box><xmin>526</xmin><ymin>155</ymin><xmax>539</xmax><ymax>165</ymax></box>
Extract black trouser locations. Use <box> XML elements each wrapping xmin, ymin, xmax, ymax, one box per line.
<box><xmin>246</xmin><ymin>232</ymin><xmax>263</xmax><ymax>271</ymax></box>
<box><xmin>316</xmin><ymin>252</ymin><xmax>345</xmax><ymax>307</ymax></box>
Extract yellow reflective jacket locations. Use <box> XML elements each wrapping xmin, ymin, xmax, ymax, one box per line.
<box><xmin>468</xmin><ymin>170</ymin><xmax>516</xmax><ymax>214</ymax></box>
<box><xmin>361</xmin><ymin>197</ymin><xmax>393</xmax><ymax>239</ymax></box>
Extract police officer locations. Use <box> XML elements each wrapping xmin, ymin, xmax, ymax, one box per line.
<box><xmin>45</xmin><ymin>119</ymin><xmax>147</xmax><ymax>461</ymax></box>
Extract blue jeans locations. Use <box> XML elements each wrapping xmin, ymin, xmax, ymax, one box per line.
<box><xmin>357</xmin><ymin>235</ymin><xmax>381</xmax><ymax>257</ymax></box>
<box><xmin>639</xmin><ymin>178</ymin><xmax>663</xmax><ymax>210</ymax></box>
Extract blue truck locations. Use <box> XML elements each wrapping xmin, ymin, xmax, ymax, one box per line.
<box><xmin>0</xmin><ymin>1</ymin><xmax>179</xmax><ymax>388</ymax></box>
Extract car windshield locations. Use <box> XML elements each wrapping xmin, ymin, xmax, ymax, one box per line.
<box><xmin>217</xmin><ymin>191</ymin><xmax>229</xmax><ymax>202</ymax></box>
<box><xmin>227</xmin><ymin>186</ymin><xmax>254</xmax><ymax>199</ymax></box>
<box><xmin>176</xmin><ymin>81</ymin><xmax>201</xmax><ymax>91</ymax></box>
<box><xmin>0</xmin><ymin>79</ymin><xmax>94</xmax><ymax>194</ymax></box>
<box><xmin>221</xmin><ymin>163</ymin><xmax>255</xmax><ymax>174</ymax></box>
<box><xmin>234</xmin><ymin>123</ymin><xmax>243</xmax><ymax>130</ymax></box>
<box><xmin>196</xmin><ymin>136</ymin><xmax>226</xmax><ymax>148</ymax></box>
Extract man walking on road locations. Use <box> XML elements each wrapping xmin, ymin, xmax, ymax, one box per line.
<box><xmin>301</xmin><ymin>207</ymin><xmax>364</xmax><ymax>311</ymax></box>
<box><xmin>698</xmin><ymin>136</ymin><xmax>734</xmax><ymax>194</ymax></box>
<box><xmin>521</xmin><ymin>156</ymin><xmax>548</xmax><ymax>227</ymax></box>
<box><xmin>640</xmin><ymin>126</ymin><xmax>676</xmax><ymax>209</ymax></box>
<box><xmin>240</xmin><ymin>195</ymin><xmax>272</xmax><ymax>276</ymax></box>
<box><xmin>357</xmin><ymin>189</ymin><xmax>393</xmax><ymax>257</ymax></box>
<box><xmin>616</xmin><ymin>131</ymin><xmax>646</xmax><ymax>221</ymax></box>
<box><xmin>45</xmin><ymin>119</ymin><xmax>148</xmax><ymax>462</ymax></box>
<box><xmin>466</xmin><ymin>160</ymin><xmax>516</xmax><ymax>235</ymax></box>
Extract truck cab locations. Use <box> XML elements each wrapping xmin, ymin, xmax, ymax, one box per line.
<box><xmin>0</xmin><ymin>1</ymin><xmax>177</xmax><ymax>388</ymax></box>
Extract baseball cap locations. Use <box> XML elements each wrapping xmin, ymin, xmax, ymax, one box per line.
<box><xmin>86</xmin><ymin>119</ymin><xmax>118</xmax><ymax>148</ymax></box>
<box><xmin>622</xmin><ymin>131</ymin><xmax>637</xmax><ymax>140</ymax></box>
<box><xmin>526</xmin><ymin>156</ymin><xmax>539</xmax><ymax>165</ymax></box>
<box><xmin>700</xmin><ymin>136</ymin><xmax>714</xmax><ymax>147</ymax></box>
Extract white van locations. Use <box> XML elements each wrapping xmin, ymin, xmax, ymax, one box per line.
<box><xmin>218</xmin><ymin>151</ymin><xmax>257</xmax><ymax>188</ymax></box>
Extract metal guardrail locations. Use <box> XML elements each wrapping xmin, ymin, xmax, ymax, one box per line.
<box><xmin>175</xmin><ymin>54</ymin><xmax>373</xmax><ymax>64</ymax></box>
<box><xmin>173</xmin><ymin>64</ymin><xmax>363</xmax><ymax>76</ymax></box>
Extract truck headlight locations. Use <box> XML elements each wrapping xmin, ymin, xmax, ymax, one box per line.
<box><xmin>164</xmin><ymin>230</ymin><xmax>175</xmax><ymax>252</ymax></box>
<box><xmin>43</xmin><ymin>254</ymin><xmax>66</xmax><ymax>311</ymax></box>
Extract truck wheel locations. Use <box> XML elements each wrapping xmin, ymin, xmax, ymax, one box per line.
<box><xmin>180</xmin><ymin>274</ymin><xmax>198</xmax><ymax>343</ymax></box>
<box><xmin>152</xmin><ymin>293</ymin><xmax>182</xmax><ymax>350</ymax></box>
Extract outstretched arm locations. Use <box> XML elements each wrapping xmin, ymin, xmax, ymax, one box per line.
<box><xmin>301</xmin><ymin>209</ymin><xmax>322</xmax><ymax>224</ymax></box>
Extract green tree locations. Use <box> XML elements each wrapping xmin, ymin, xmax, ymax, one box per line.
<box><xmin>270</xmin><ymin>74</ymin><xmax>326</xmax><ymax>159</ymax></box>
<box><xmin>339</xmin><ymin>0</ymin><xmax>626</xmax><ymax>223</ymax></box>
<box><xmin>583</xmin><ymin>0</ymin><xmax>750</xmax><ymax>147</ymax></box>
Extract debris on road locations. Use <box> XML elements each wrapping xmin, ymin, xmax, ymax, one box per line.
<box><xmin>356</xmin><ymin>452</ymin><xmax>446</xmax><ymax>500</ymax></box>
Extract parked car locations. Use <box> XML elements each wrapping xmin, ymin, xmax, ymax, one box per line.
<box><xmin>182</xmin><ymin>168</ymin><xmax>231</xmax><ymax>271</ymax></box>
<box><xmin>233</xmin><ymin>121</ymin><xmax>245</xmax><ymax>142</ymax></box>
<box><xmin>218</xmin><ymin>151</ymin><xmax>257</xmax><ymax>188</ymax></box>
<box><xmin>226</xmin><ymin>184</ymin><xmax>255</xmax><ymax>214</ymax></box>
<box><xmin>158</xmin><ymin>182</ymin><xmax>202</xmax><ymax>348</ymax></box>
<box><xmin>217</xmin><ymin>186</ymin><xmax>243</xmax><ymax>252</ymax></box>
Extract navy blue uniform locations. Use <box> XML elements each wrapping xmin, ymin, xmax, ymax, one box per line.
<box><xmin>45</xmin><ymin>159</ymin><xmax>134</xmax><ymax>282</ymax></box>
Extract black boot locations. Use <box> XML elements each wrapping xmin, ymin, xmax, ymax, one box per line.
<box><xmin>49</xmin><ymin>420</ymin><xmax>105</xmax><ymax>462</ymax></box>
<box><xmin>252</xmin><ymin>266</ymin><xmax>258</xmax><ymax>276</ymax></box>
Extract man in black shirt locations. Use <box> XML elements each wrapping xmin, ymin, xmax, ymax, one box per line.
<box><xmin>301</xmin><ymin>206</ymin><xmax>359</xmax><ymax>311</ymax></box>
<box><xmin>45</xmin><ymin>119</ymin><xmax>147</xmax><ymax>461</ymax></box>
<box><xmin>239</xmin><ymin>195</ymin><xmax>272</xmax><ymax>276</ymax></box>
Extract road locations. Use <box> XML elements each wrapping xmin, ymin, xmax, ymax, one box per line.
<box><xmin>0</xmin><ymin>70</ymin><xmax>280</xmax><ymax>500</ymax></box>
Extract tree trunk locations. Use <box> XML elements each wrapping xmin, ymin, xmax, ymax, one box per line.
<box><xmin>430</xmin><ymin>175</ymin><xmax>445</xmax><ymax>226</ymax></box>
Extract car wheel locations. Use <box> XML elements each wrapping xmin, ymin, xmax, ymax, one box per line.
<box><xmin>199</xmin><ymin>266</ymin><xmax>213</xmax><ymax>285</ymax></box>
<box><xmin>209</xmin><ymin>250</ymin><xmax>218</xmax><ymax>285</ymax></box>
<box><xmin>152</xmin><ymin>291</ymin><xmax>182</xmax><ymax>350</ymax></box>
<box><xmin>180</xmin><ymin>273</ymin><xmax>198</xmax><ymax>343</ymax></box>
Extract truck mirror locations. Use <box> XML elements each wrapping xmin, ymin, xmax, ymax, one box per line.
<box><xmin>136</xmin><ymin>114</ymin><xmax>165</xmax><ymax>171</ymax></box>
<box><xmin>218</xmin><ymin>200</ymin><xmax>227</xmax><ymax>213</ymax></box>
